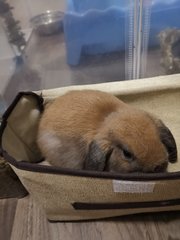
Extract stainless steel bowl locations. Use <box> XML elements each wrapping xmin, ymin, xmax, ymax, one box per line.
<box><xmin>30</xmin><ymin>10</ymin><xmax>64</xmax><ymax>36</ymax></box>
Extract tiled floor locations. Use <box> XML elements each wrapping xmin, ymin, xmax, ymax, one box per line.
<box><xmin>1</xmin><ymin>28</ymin><xmax>165</xmax><ymax>106</ymax></box>
<box><xmin>1</xmin><ymin>0</ymin><xmax>165</xmax><ymax>105</ymax></box>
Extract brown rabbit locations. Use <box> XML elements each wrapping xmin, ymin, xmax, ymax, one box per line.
<box><xmin>37</xmin><ymin>90</ymin><xmax>177</xmax><ymax>173</ymax></box>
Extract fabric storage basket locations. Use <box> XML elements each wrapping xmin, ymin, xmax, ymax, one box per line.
<box><xmin>0</xmin><ymin>74</ymin><xmax>180</xmax><ymax>222</ymax></box>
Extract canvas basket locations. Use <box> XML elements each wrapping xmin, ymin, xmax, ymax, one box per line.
<box><xmin>0</xmin><ymin>74</ymin><xmax>180</xmax><ymax>222</ymax></box>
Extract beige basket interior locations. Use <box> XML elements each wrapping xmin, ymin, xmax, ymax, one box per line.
<box><xmin>1</xmin><ymin>74</ymin><xmax>180</xmax><ymax>172</ymax></box>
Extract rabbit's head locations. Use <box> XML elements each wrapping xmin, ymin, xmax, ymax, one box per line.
<box><xmin>85</xmin><ymin>108</ymin><xmax>177</xmax><ymax>173</ymax></box>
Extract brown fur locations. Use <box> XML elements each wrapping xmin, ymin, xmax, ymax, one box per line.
<box><xmin>37</xmin><ymin>90</ymin><xmax>177</xmax><ymax>173</ymax></box>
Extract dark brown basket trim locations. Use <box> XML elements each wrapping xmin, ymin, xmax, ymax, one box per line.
<box><xmin>2</xmin><ymin>149</ymin><xmax>180</xmax><ymax>181</ymax></box>
<box><xmin>72</xmin><ymin>198</ymin><xmax>180</xmax><ymax>210</ymax></box>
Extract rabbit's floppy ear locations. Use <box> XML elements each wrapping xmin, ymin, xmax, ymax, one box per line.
<box><xmin>158</xmin><ymin>121</ymin><xmax>177</xmax><ymax>163</ymax></box>
<box><xmin>84</xmin><ymin>140</ymin><xmax>113</xmax><ymax>171</ymax></box>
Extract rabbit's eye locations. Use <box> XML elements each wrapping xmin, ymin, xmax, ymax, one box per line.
<box><xmin>116</xmin><ymin>143</ymin><xmax>134</xmax><ymax>161</ymax></box>
<box><xmin>122</xmin><ymin>149</ymin><xmax>134</xmax><ymax>161</ymax></box>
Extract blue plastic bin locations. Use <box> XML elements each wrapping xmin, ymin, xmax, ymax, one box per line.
<box><xmin>149</xmin><ymin>0</ymin><xmax>180</xmax><ymax>46</ymax></box>
<box><xmin>63</xmin><ymin>0</ymin><xmax>180</xmax><ymax>66</ymax></box>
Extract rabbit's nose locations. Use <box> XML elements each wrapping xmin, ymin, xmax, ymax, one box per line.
<box><xmin>154</xmin><ymin>162</ymin><xmax>168</xmax><ymax>173</ymax></box>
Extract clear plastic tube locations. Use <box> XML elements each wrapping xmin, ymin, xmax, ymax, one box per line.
<box><xmin>125</xmin><ymin>0</ymin><xmax>135</xmax><ymax>80</ymax></box>
<box><xmin>140</xmin><ymin>0</ymin><xmax>152</xmax><ymax>78</ymax></box>
<box><xmin>126</xmin><ymin>0</ymin><xmax>152</xmax><ymax>80</ymax></box>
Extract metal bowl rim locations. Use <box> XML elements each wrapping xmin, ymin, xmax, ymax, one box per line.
<box><xmin>30</xmin><ymin>10</ymin><xmax>64</xmax><ymax>25</ymax></box>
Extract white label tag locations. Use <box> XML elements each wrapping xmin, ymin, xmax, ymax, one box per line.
<box><xmin>113</xmin><ymin>180</ymin><xmax>155</xmax><ymax>193</ymax></box>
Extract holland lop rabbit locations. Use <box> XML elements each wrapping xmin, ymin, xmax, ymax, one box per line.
<box><xmin>37</xmin><ymin>90</ymin><xmax>177</xmax><ymax>173</ymax></box>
